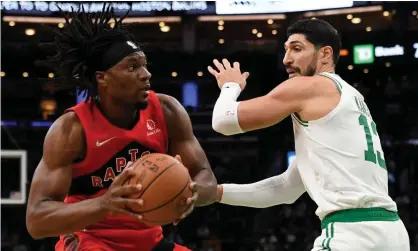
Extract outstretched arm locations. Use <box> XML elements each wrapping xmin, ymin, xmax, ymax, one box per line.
<box><xmin>159</xmin><ymin>94</ymin><xmax>218</xmax><ymax>206</ymax></box>
<box><xmin>209</xmin><ymin>59</ymin><xmax>315</xmax><ymax>135</ymax></box>
<box><xmin>217</xmin><ymin>160</ymin><xmax>305</xmax><ymax>208</ymax></box>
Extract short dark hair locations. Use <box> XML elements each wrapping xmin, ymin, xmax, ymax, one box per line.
<box><xmin>287</xmin><ymin>19</ymin><xmax>341</xmax><ymax>65</ymax></box>
<box><xmin>37</xmin><ymin>4</ymin><xmax>135</xmax><ymax>99</ymax></box>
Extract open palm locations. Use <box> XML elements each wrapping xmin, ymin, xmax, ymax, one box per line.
<box><xmin>207</xmin><ymin>59</ymin><xmax>250</xmax><ymax>90</ymax></box>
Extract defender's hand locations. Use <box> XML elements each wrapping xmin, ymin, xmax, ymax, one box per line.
<box><xmin>207</xmin><ymin>59</ymin><xmax>250</xmax><ymax>90</ymax></box>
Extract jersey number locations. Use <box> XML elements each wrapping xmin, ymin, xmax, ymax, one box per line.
<box><xmin>358</xmin><ymin>114</ymin><xmax>386</xmax><ymax>169</ymax></box>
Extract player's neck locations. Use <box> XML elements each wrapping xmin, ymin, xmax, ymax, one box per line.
<box><xmin>315</xmin><ymin>65</ymin><xmax>335</xmax><ymax>75</ymax></box>
<box><xmin>95</xmin><ymin>97</ymin><xmax>139</xmax><ymax>129</ymax></box>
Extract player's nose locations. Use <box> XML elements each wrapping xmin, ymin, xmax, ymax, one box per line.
<box><xmin>139</xmin><ymin>68</ymin><xmax>152</xmax><ymax>82</ymax></box>
<box><xmin>282</xmin><ymin>52</ymin><xmax>293</xmax><ymax>65</ymax></box>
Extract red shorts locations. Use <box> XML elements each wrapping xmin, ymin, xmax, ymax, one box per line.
<box><xmin>55</xmin><ymin>229</ymin><xmax>191</xmax><ymax>251</ymax></box>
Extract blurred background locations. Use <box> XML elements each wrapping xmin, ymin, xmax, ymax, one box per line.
<box><xmin>1</xmin><ymin>1</ymin><xmax>417</xmax><ymax>250</ymax></box>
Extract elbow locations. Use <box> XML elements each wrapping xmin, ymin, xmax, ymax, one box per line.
<box><xmin>256</xmin><ymin>196</ymin><xmax>299</xmax><ymax>208</ymax></box>
<box><xmin>258</xmin><ymin>205</ymin><xmax>271</xmax><ymax>209</ymax></box>
<box><xmin>256</xmin><ymin>202</ymin><xmax>278</xmax><ymax>209</ymax></box>
<box><xmin>26</xmin><ymin>210</ymin><xmax>48</xmax><ymax>240</ymax></box>
<box><xmin>200</xmin><ymin>174</ymin><xmax>218</xmax><ymax>189</ymax></box>
<box><xmin>212</xmin><ymin>118</ymin><xmax>228</xmax><ymax>136</ymax></box>
<box><xmin>285</xmin><ymin>197</ymin><xmax>299</xmax><ymax>205</ymax></box>
<box><xmin>206</xmin><ymin>179</ymin><xmax>218</xmax><ymax>198</ymax></box>
<box><xmin>206</xmin><ymin>175</ymin><xmax>218</xmax><ymax>197</ymax></box>
<box><xmin>28</xmin><ymin>229</ymin><xmax>43</xmax><ymax>240</ymax></box>
<box><xmin>195</xmin><ymin>179</ymin><xmax>218</xmax><ymax>207</ymax></box>
<box><xmin>211</xmin><ymin>118</ymin><xmax>238</xmax><ymax>136</ymax></box>
<box><xmin>284</xmin><ymin>192</ymin><xmax>305</xmax><ymax>204</ymax></box>
<box><xmin>26</xmin><ymin>216</ymin><xmax>43</xmax><ymax>240</ymax></box>
<box><xmin>240</xmin><ymin>203</ymin><xmax>272</xmax><ymax>209</ymax></box>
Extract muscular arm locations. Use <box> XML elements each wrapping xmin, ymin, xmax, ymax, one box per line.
<box><xmin>218</xmin><ymin>160</ymin><xmax>305</xmax><ymax>208</ymax></box>
<box><xmin>212</xmin><ymin>76</ymin><xmax>315</xmax><ymax>135</ymax></box>
<box><xmin>159</xmin><ymin>94</ymin><xmax>218</xmax><ymax>206</ymax></box>
<box><xmin>26</xmin><ymin>112</ymin><xmax>108</xmax><ymax>239</ymax></box>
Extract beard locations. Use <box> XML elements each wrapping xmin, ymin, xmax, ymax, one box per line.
<box><xmin>305</xmin><ymin>63</ymin><xmax>316</xmax><ymax>76</ymax></box>
<box><xmin>288</xmin><ymin>53</ymin><xmax>318</xmax><ymax>78</ymax></box>
<box><xmin>303</xmin><ymin>53</ymin><xmax>318</xmax><ymax>76</ymax></box>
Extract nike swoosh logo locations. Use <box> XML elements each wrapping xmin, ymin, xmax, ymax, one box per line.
<box><xmin>96</xmin><ymin>137</ymin><xmax>115</xmax><ymax>147</ymax></box>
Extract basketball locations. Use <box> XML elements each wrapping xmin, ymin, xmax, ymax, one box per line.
<box><xmin>124</xmin><ymin>153</ymin><xmax>193</xmax><ymax>226</ymax></box>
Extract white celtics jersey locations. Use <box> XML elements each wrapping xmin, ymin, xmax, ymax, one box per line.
<box><xmin>291</xmin><ymin>72</ymin><xmax>397</xmax><ymax>219</ymax></box>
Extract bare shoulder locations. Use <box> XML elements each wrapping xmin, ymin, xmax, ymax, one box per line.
<box><xmin>312</xmin><ymin>74</ymin><xmax>341</xmax><ymax>95</ymax></box>
<box><xmin>156</xmin><ymin>93</ymin><xmax>184</xmax><ymax>118</ymax></box>
<box><xmin>43</xmin><ymin>112</ymin><xmax>86</xmax><ymax>166</ymax></box>
<box><xmin>275</xmin><ymin>75</ymin><xmax>337</xmax><ymax>97</ymax></box>
<box><xmin>45</xmin><ymin>112</ymin><xmax>84</xmax><ymax>144</ymax></box>
<box><xmin>269</xmin><ymin>76</ymin><xmax>317</xmax><ymax>100</ymax></box>
<box><xmin>156</xmin><ymin>93</ymin><xmax>174</xmax><ymax>105</ymax></box>
<box><xmin>297</xmin><ymin>75</ymin><xmax>341</xmax><ymax>120</ymax></box>
<box><xmin>156</xmin><ymin>93</ymin><xmax>193</xmax><ymax>138</ymax></box>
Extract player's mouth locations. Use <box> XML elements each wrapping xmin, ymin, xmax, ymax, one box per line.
<box><xmin>286</xmin><ymin>68</ymin><xmax>298</xmax><ymax>78</ymax></box>
<box><xmin>140</xmin><ymin>84</ymin><xmax>151</xmax><ymax>98</ymax></box>
<box><xmin>141</xmin><ymin>84</ymin><xmax>151</xmax><ymax>97</ymax></box>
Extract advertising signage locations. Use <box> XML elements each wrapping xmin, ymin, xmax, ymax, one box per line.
<box><xmin>1</xmin><ymin>1</ymin><xmax>386</xmax><ymax>17</ymax></box>
<box><xmin>353</xmin><ymin>44</ymin><xmax>374</xmax><ymax>64</ymax></box>
<box><xmin>414</xmin><ymin>43</ymin><xmax>418</xmax><ymax>59</ymax></box>
<box><xmin>374</xmin><ymin>45</ymin><xmax>404</xmax><ymax>57</ymax></box>
<box><xmin>0</xmin><ymin>1</ymin><xmax>214</xmax><ymax>16</ymax></box>
<box><xmin>353</xmin><ymin>43</ymin><xmax>417</xmax><ymax>65</ymax></box>
<box><xmin>215</xmin><ymin>0</ymin><xmax>353</xmax><ymax>15</ymax></box>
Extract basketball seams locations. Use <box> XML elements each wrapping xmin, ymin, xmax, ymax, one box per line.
<box><xmin>138</xmin><ymin>176</ymin><xmax>189</xmax><ymax>214</ymax></box>
<box><xmin>121</xmin><ymin>153</ymin><xmax>154</xmax><ymax>186</ymax></box>
<box><xmin>128</xmin><ymin>154</ymin><xmax>158</xmax><ymax>196</ymax></box>
<box><xmin>133</xmin><ymin>161</ymin><xmax>179</xmax><ymax>200</ymax></box>
<box><xmin>122</xmin><ymin>153</ymin><xmax>192</xmax><ymax>226</ymax></box>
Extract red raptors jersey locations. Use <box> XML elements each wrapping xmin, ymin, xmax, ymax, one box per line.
<box><xmin>64</xmin><ymin>91</ymin><xmax>167</xmax><ymax>236</ymax></box>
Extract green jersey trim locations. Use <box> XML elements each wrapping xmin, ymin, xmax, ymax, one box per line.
<box><xmin>318</xmin><ymin>73</ymin><xmax>343</xmax><ymax>94</ymax></box>
<box><xmin>291</xmin><ymin>113</ymin><xmax>308</xmax><ymax>127</ymax></box>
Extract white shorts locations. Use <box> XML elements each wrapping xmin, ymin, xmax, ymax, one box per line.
<box><xmin>312</xmin><ymin>209</ymin><xmax>410</xmax><ymax>251</ymax></box>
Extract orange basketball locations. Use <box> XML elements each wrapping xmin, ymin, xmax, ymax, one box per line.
<box><xmin>124</xmin><ymin>153</ymin><xmax>193</xmax><ymax>226</ymax></box>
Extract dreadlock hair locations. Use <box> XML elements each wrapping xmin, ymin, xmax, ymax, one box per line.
<box><xmin>37</xmin><ymin>4</ymin><xmax>135</xmax><ymax>100</ymax></box>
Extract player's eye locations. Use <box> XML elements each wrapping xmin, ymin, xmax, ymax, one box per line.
<box><xmin>128</xmin><ymin>65</ymin><xmax>136</xmax><ymax>71</ymax></box>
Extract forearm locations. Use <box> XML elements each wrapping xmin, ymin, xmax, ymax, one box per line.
<box><xmin>27</xmin><ymin>197</ymin><xmax>107</xmax><ymax>239</ymax></box>
<box><xmin>219</xmin><ymin>177</ymin><xmax>303</xmax><ymax>208</ymax></box>
<box><xmin>192</xmin><ymin>169</ymin><xmax>218</xmax><ymax>206</ymax></box>
<box><xmin>218</xmin><ymin>163</ymin><xmax>305</xmax><ymax>208</ymax></box>
<box><xmin>212</xmin><ymin>82</ymin><xmax>244</xmax><ymax>136</ymax></box>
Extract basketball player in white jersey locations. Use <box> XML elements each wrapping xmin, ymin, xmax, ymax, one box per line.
<box><xmin>207</xmin><ymin>19</ymin><xmax>410</xmax><ymax>251</ymax></box>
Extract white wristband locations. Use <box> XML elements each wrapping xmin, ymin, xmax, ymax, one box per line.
<box><xmin>220</xmin><ymin>82</ymin><xmax>242</xmax><ymax>101</ymax></box>
<box><xmin>212</xmin><ymin>82</ymin><xmax>244</xmax><ymax>135</ymax></box>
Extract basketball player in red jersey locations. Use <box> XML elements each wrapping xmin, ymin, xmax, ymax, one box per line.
<box><xmin>25</xmin><ymin>6</ymin><xmax>217</xmax><ymax>251</ymax></box>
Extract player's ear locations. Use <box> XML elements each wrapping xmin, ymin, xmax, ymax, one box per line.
<box><xmin>95</xmin><ymin>71</ymin><xmax>107</xmax><ymax>87</ymax></box>
<box><xmin>320</xmin><ymin>46</ymin><xmax>333</xmax><ymax>64</ymax></box>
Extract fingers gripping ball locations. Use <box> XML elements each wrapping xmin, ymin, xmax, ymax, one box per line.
<box><xmin>124</xmin><ymin>153</ymin><xmax>193</xmax><ymax>226</ymax></box>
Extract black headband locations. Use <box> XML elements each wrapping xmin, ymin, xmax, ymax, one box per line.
<box><xmin>100</xmin><ymin>41</ymin><xmax>141</xmax><ymax>71</ymax></box>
